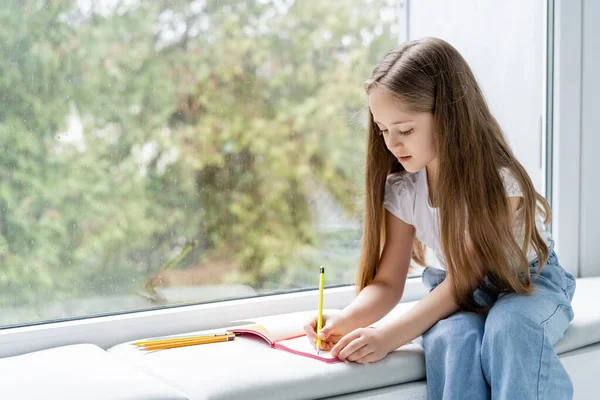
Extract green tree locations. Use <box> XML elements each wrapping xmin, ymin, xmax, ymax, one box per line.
<box><xmin>0</xmin><ymin>0</ymin><xmax>400</xmax><ymax>323</ymax></box>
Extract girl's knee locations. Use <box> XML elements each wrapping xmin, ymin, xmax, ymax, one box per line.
<box><xmin>482</xmin><ymin>309</ymin><xmax>539</xmax><ymax>351</ymax></box>
<box><xmin>423</xmin><ymin>312</ymin><xmax>485</xmax><ymax>349</ymax></box>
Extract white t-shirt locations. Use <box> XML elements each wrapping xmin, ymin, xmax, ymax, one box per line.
<box><xmin>383</xmin><ymin>168</ymin><xmax>552</xmax><ymax>269</ymax></box>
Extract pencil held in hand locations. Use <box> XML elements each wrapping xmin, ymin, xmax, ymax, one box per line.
<box><xmin>316</xmin><ymin>265</ymin><xmax>325</xmax><ymax>354</ymax></box>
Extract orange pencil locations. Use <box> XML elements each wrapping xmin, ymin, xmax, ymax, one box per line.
<box><xmin>140</xmin><ymin>336</ymin><xmax>235</xmax><ymax>351</ymax></box>
<box><xmin>139</xmin><ymin>334</ymin><xmax>235</xmax><ymax>351</ymax></box>
<box><xmin>133</xmin><ymin>332</ymin><xmax>233</xmax><ymax>347</ymax></box>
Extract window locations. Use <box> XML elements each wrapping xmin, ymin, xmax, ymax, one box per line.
<box><xmin>1</xmin><ymin>0</ymin><xmax>405</xmax><ymax>328</ymax></box>
<box><xmin>0</xmin><ymin>1</ymin><xmax>574</xmax><ymax>359</ymax></box>
<box><xmin>1</xmin><ymin>0</ymin><xmax>555</xmax><ymax>335</ymax></box>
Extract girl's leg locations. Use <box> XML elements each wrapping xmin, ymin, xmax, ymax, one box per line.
<box><xmin>422</xmin><ymin>310</ymin><xmax>489</xmax><ymax>400</ymax></box>
<box><xmin>421</xmin><ymin>266</ymin><xmax>494</xmax><ymax>400</ymax></box>
<box><xmin>480</xmin><ymin>251</ymin><xmax>576</xmax><ymax>400</ymax></box>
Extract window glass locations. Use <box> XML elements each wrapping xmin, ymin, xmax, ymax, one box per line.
<box><xmin>0</xmin><ymin>0</ymin><xmax>403</xmax><ymax>326</ymax></box>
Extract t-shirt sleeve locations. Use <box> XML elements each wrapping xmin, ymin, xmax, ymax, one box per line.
<box><xmin>500</xmin><ymin>168</ymin><xmax>523</xmax><ymax>197</ymax></box>
<box><xmin>383</xmin><ymin>173</ymin><xmax>413</xmax><ymax>225</ymax></box>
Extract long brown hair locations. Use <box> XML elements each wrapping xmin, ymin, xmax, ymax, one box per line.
<box><xmin>357</xmin><ymin>37</ymin><xmax>551</xmax><ymax>311</ymax></box>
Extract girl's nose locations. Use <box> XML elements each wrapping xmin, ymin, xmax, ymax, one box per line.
<box><xmin>388</xmin><ymin>133</ymin><xmax>403</xmax><ymax>149</ymax></box>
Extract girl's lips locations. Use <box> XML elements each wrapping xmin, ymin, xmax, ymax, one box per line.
<box><xmin>398</xmin><ymin>156</ymin><xmax>412</xmax><ymax>162</ymax></box>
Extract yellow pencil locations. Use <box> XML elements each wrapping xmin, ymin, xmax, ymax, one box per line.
<box><xmin>133</xmin><ymin>333</ymin><xmax>232</xmax><ymax>347</ymax></box>
<box><xmin>316</xmin><ymin>265</ymin><xmax>325</xmax><ymax>355</ymax></box>
<box><xmin>140</xmin><ymin>337</ymin><xmax>233</xmax><ymax>350</ymax></box>
<box><xmin>139</xmin><ymin>334</ymin><xmax>235</xmax><ymax>351</ymax></box>
<box><xmin>137</xmin><ymin>336</ymin><xmax>231</xmax><ymax>348</ymax></box>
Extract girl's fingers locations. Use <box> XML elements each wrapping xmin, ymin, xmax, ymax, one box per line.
<box><xmin>308</xmin><ymin>335</ymin><xmax>334</xmax><ymax>349</ymax></box>
<box><xmin>337</xmin><ymin>338</ymin><xmax>367</xmax><ymax>360</ymax></box>
<box><xmin>304</xmin><ymin>318</ymin><xmax>318</xmax><ymax>338</ymax></box>
<box><xmin>331</xmin><ymin>329</ymin><xmax>361</xmax><ymax>358</ymax></box>
<box><xmin>319</xmin><ymin>341</ymin><xmax>334</xmax><ymax>351</ymax></box>
<box><xmin>303</xmin><ymin>319</ymin><xmax>315</xmax><ymax>333</ymax></box>
<box><xmin>347</xmin><ymin>344</ymin><xmax>373</xmax><ymax>362</ymax></box>
<box><xmin>355</xmin><ymin>352</ymin><xmax>377</xmax><ymax>364</ymax></box>
<box><xmin>310</xmin><ymin>339</ymin><xmax>335</xmax><ymax>351</ymax></box>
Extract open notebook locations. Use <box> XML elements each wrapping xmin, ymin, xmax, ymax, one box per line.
<box><xmin>225</xmin><ymin>310</ymin><xmax>340</xmax><ymax>363</ymax></box>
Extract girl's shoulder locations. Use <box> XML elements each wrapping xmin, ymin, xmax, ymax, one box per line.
<box><xmin>498</xmin><ymin>167</ymin><xmax>523</xmax><ymax>197</ymax></box>
<box><xmin>385</xmin><ymin>169</ymin><xmax>422</xmax><ymax>196</ymax></box>
<box><xmin>384</xmin><ymin>170</ymin><xmax>423</xmax><ymax>225</ymax></box>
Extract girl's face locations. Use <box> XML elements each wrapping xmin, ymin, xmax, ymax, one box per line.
<box><xmin>368</xmin><ymin>88</ymin><xmax>437</xmax><ymax>174</ymax></box>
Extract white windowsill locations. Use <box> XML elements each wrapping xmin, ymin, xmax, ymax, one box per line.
<box><xmin>0</xmin><ymin>277</ymin><xmax>428</xmax><ymax>358</ymax></box>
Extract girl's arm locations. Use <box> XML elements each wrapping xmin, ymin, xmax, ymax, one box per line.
<box><xmin>374</xmin><ymin>199</ymin><xmax>524</xmax><ymax>349</ymax></box>
<box><xmin>338</xmin><ymin>210</ymin><xmax>415</xmax><ymax>332</ymax></box>
<box><xmin>334</xmin><ymin>200</ymin><xmax>522</xmax><ymax>355</ymax></box>
<box><xmin>378</xmin><ymin>276</ymin><xmax>460</xmax><ymax>350</ymax></box>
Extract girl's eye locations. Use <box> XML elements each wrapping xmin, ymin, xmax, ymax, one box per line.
<box><xmin>399</xmin><ymin>129</ymin><xmax>414</xmax><ymax>136</ymax></box>
<box><xmin>380</xmin><ymin>129</ymin><xmax>389</xmax><ymax>136</ymax></box>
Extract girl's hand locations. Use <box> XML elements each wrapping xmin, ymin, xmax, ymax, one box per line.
<box><xmin>330</xmin><ymin>327</ymin><xmax>394</xmax><ymax>364</ymax></box>
<box><xmin>304</xmin><ymin>310</ymin><xmax>352</xmax><ymax>352</ymax></box>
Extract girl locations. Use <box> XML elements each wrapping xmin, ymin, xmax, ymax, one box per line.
<box><xmin>304</xmin><ymin>37</ymin><xmax>576</xmax><ymax>400</ymax></box>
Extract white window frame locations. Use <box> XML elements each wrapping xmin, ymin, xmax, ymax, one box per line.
<box><xmin>578</xmin><ymin>0</ymin><xmax>600</xmax><ymax>277</ymax></box>
<box><xmin>551</xmin><ymin>0</ymin><xmax>583</xmax><ymax>278</ymax></box>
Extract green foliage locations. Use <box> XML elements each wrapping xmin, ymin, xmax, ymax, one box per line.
<box><xmin>0</xmin><ymin>0</ymin><xmax>399</xmax><ymax>321</ymax></box>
